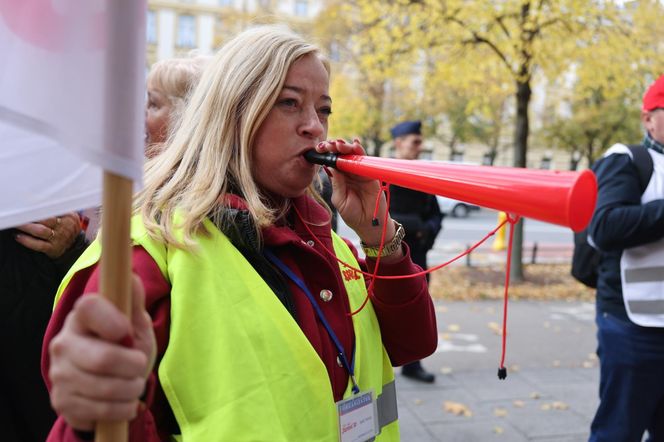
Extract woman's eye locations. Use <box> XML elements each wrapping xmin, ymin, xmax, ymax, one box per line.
<box><xmin>319</xmin><ymin>106</ymin><xmax>332</xmax><ymax>116</ymax></box>
<box><xmin>279</xmin><ymin>98</ymin><xmax>298</xmax><ymax>108</ymax></box>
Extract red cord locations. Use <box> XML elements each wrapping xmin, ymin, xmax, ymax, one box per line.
<box><xmin>352</xmin><ymin>182</ymin><xmax>391</xmax><ymax>315</ymax></box>
<box><xmin>293</xmin><ymin>203</ymin><xmax>509</xmax><ymax>281</ymax></box>
<box><xmin>499</xmin><ymin>214</ymin><xmax>520</xmax><ymax>374</ymax></box>
<box><xmin>294</xmin><ymin>185</ymin><xmax>519</xmax><ymax>376</ymax></box>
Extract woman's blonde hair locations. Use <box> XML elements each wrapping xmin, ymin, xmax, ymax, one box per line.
<box><xmin>136</xmin><ymin>25</ymin><xmax>330</xmax><ymax>249</ymax></box>
<box><xmin>147</xmin><ymin>54</ymin><xmax>210</xmax><ymax>115</ymax></box>
<box><xmin>145</xmin><ymin>55</ymin><xmax>210</xmax><ymax>158</ymax></box>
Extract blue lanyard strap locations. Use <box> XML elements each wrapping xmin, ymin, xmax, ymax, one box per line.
<box><xmin>263</xmin><ymin>248</ymin><xmax>360</xmax><ymax>394</ymax></box>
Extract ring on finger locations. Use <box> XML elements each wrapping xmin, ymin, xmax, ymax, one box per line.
<box><xmin>49</xmin><ymin>228</ymin><xmax>55</xmax><ymax>240</ymax></box>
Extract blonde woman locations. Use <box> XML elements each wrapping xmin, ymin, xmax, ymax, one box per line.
<box><xmin>145</xmin><ymin>54</ymin><xmax>209</xmax><ymax>158</ymax></box>
<box><xmin>81</xmin><ymin>55</ymin><xmax>211</xmax><ymax>242</ymax></box>
<box><xmin>43</xmin><ymin>25</ymin><xmax>437</xmax><ymax>441</ymax></box>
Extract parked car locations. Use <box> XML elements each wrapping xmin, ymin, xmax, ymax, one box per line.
<box><xmin>436</xmin><ymin>195</ymin><xmax>481</xmax><ymax>218</ymax></box>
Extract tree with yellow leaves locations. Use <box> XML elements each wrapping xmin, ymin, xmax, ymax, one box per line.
<box><xmin>344</xmin><ymin>0</ymin><xmax>659</xmax><ymax>279</ymax></box>
<box><xmin>539</xmin><ymin>0</ymin><xmax>664</xmax><ymax>168</ymax></box>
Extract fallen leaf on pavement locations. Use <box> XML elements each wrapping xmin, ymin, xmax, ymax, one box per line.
<box><xmin>428</xmin><ymin>264</ymin><xmax>594</xmax><ymax>302</ymax></box>
<box><xmin>448</xmin><ymin>324</ymin><xmax>460</xmax><ymax>332</ymax></box>
<box><xmin>530</xmin><ymin>392</ymin><xmax>541</xmax><ymax>400</ymax></box>
<box><xmin>493</xmin><ymin>426</ymin><xmax>504</xmax><ymax>434</ymax></box>
<box><xmin>413</xmin><ymin>399</ymin><xmax>423</xmax><ymax>406</ymax></box>
<box><xmin>493</xmin><ymin>407</ymin><xmax>508</xmax><ymax>417</ymax></box>
<box><xmin>551</xmin><ymin>401</ymin><xmax>569</xmax><ymax>410</ymax></box>
<box><xmin>513</xmin><ymin>400</ymin><xmax>525</xmax><ymax>408</ymax></box>
<box><xmin>440</xmin><ymin>367</ymin><xmax>453</xmax><ymax>375</ymax></box>
<box><xmin>488</xmin><ymin>322</ymin><xmax>503</xmax><ymax>335</ymax></box>
<box><xmin>443</xmin><ymin>401</ymin><xmax>472</xmax><ymax>417</ymax></box>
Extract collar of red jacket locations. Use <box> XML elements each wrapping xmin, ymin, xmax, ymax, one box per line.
<box><xmin>222</xmin><ymin>192</ymin><xmax>333</xmax><ymax>247</ymax></box>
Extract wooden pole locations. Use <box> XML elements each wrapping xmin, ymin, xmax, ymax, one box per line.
<box><xmin>96</xmin><ymin>171</ymin><xmax>133</xmax><ymax>442</ymax></box>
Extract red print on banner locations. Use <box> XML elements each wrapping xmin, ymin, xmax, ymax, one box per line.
<box><xmin>0</xmin><ymin>0</ymin><xmax>105</xmax><ymax>51</ymax></box>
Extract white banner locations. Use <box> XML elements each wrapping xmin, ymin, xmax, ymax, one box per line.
<box><xmin>0</xmin><ymin>0</ymin><xmax>145</xmax><ymax>230</ymax></box>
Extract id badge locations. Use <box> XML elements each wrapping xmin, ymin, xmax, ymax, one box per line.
<box><xmin>336</xmin><ymin>390</ymin><xmax>378</xmax><ymax>442</ymax></box>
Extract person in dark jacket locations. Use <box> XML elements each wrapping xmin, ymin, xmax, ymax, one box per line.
<box><xmin>587</xmin><ymin>75</ymin><xmax>664</xmax><ymax>442</ymax></box>
<box><xmin>388</xmin><ymin>120</ymin><xmax>443</xmax><ymax>384</ymax></box>
<box><xmin>1</xmin><ymin>213</ymin><xmax>86</xmax><ymax>442</ymax></box>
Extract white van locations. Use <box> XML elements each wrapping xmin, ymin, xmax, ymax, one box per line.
<box><xmin>436</xmin><ymin>196</ymin><xmax>480</xmax><ymax>218</ymax></box>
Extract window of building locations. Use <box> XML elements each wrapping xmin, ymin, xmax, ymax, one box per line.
<box><xmin>146</xmin><ymin>10</ymin><xmax>157</xmax><ymax>44</ymax></box>
<box><xmin>294</xmin><ymin>0</ymin><xmax>308</xmax><ymax>16</ymax></box>
<box><xmin>177</xmin><ymin>15</ymin><xmax>196</xmax><ymax>48</ymax></box>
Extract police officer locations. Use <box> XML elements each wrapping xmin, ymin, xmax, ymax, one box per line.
<box><xmin>388</xmin><ymin>120</ymin><xmax>443</xmax><ymax>383</ymax></box>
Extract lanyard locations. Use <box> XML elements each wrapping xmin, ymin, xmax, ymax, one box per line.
<box><xmin>263</xmin><ymin>248</ymin><xmax>360</xmax><ymax>394</ymax></box>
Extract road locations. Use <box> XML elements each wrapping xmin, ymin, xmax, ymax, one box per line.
<box><xmin>337</xmin><ymin>208</ymin><xmax>574</xmax><ymax>266</ymax></box>
<box><xmin>439</xmin><ymin>209</ymin><xmax>572</xmax><ymax>246</ymax></box>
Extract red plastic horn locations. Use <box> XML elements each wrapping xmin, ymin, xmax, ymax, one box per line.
<box><xmin>305</xmin><ymin>152</ymin><xmax>597</xmax><ymax>232</ymax></box>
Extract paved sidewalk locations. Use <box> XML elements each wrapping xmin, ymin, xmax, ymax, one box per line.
<box><xmin>429</xmin><ymin>243</ymin><xmax>574</xmax><ymax>267</ymax></box>
<box><xmin>396</xmin><ymin>366</ymin><xmax>598</xmax><ymax>441</ymax></box>
<box><xmin>395</xmin><ymin>300</ymin><xmax>600</xmax><ymax>442</ymax></box>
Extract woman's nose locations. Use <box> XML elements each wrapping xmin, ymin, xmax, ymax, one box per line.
<box><xmin>299</xmin><ymin>108</ymin><xmax>325</xmax><ymax>139</ymax></box>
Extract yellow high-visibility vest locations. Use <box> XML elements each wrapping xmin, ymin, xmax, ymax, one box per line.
<box><xmin>55</xmin><ymin>215</ymin><xmax>400</xmax><ymax>441</ymax></box>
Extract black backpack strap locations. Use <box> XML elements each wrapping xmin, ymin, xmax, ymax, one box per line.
<box><xmin>626</xmin><ymin>144</ymin><xmax>654</xmax><ymax>193</ymax></box>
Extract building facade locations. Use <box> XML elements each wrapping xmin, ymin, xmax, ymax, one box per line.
<box><xmin>146</xmin><ymin>0</ymin><xmax>322</xmax><ymax>66</ymax></box>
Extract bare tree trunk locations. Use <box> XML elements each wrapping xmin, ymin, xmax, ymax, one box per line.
<box><xmin>569</xmin><ymin>151</ymin><xmax>580</xmax><ymax>171</ymax></box>
<box><xmin>513</xmin><ymin>80</ymin><xmax>530</xmax><ymax>168</ymax></box>
<box><xmin>366</xmin><ymin>80</ymin><xmax>385</xmax><ymax>157</ymax></box>
<box><xmin>509</xmin><ymin>79</ymin><xmax>531</xmax><ymax>281</ymax></box>
<box><xmin>586</xmin><ymin>142</ymin><xmax>595</xmax><ymax>167</ymax></box>
<box><xmin>448</xmin><ymin>134</ymin><xmax>458</xmax><ymax>160</ymax></box>
<box><xmin>368</xmin><ymin>135</ymin><xmax>384</xmax><ymax>157</ymax></box>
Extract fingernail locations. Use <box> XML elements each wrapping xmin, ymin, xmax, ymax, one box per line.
<box><xmin>337</xmin><ymin>138</ymin><xmax>345</xmax><ymax>144</ymax></box>
<box><xmin>317</xmin><ymin>142</ymin><xmax>324</xmax><ymax>149</ymax></box>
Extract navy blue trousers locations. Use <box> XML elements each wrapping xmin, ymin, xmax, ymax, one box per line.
<box><xmin>590</xmin><ymin>311</ymin><xmax>664</xmax><ymax>442</ymax></box>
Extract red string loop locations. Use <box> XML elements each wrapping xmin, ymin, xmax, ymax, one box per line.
<box><xmin>496</xmin><ymin>214</ymin><xmax>520</xmax><ymax>379</ymax></box>
<box><xmin>294</xmin><ymin>187</ymin><xmax>517</xmax><ymax>373</ymax></box>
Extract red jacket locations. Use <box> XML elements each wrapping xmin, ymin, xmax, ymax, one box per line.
<box><xmin>42</xmin><ymin>195</ymin><xmax>438</xmax><ymax>441</ymax></box>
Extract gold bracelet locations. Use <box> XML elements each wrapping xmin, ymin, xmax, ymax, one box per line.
<box><xmin>360</xmin><ymin>221</ymin><xmax>405</xmax><ymax>258</ymax></box>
